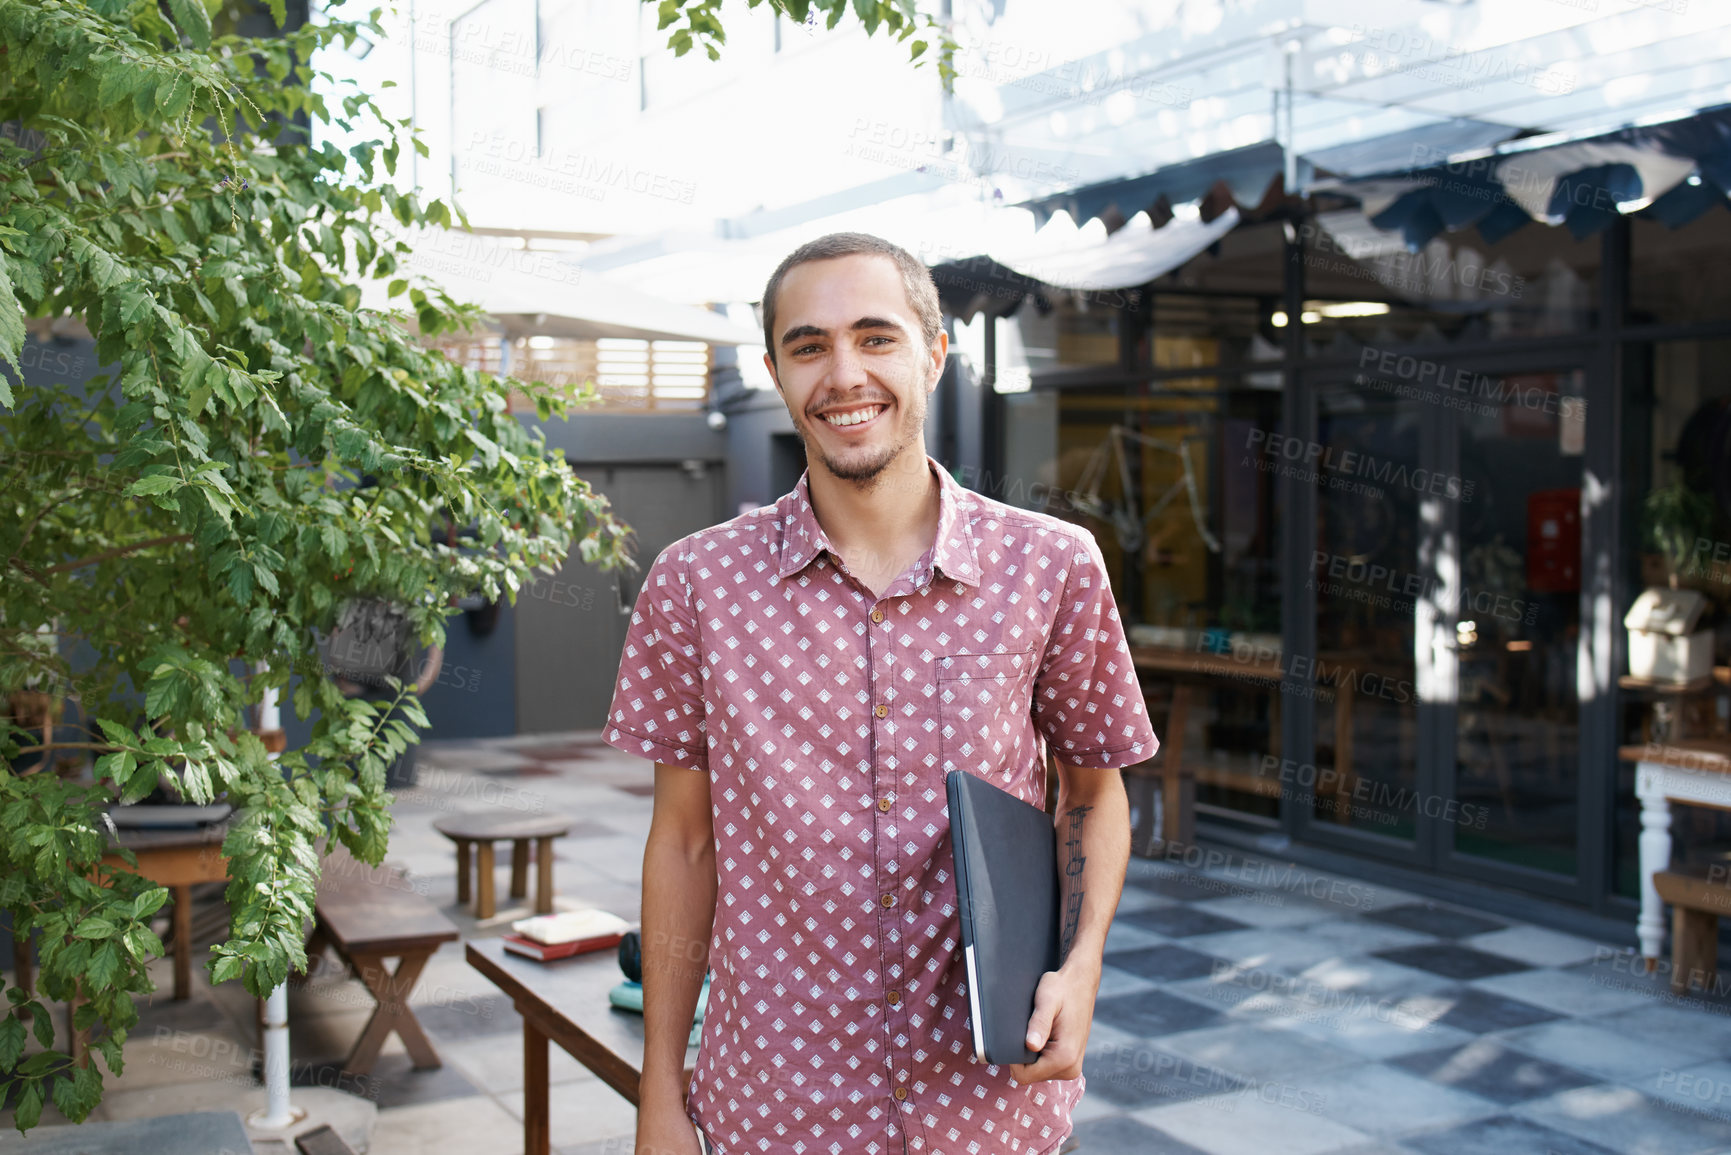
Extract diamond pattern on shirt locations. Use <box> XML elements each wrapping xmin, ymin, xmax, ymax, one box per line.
<box><xmin>605</xmin><ymin>457</ymin><xmax>1159</xmax><ymax>1155</ymax></box>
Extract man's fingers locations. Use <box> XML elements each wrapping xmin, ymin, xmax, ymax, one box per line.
<box><xmin>1024</xmin><ymin>973</ymin><xmax>1062</xmax><ymax>1051</ymax></box>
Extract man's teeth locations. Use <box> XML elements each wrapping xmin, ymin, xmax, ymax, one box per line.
<box><xmin>823</xmin><ymin>406</ymin><xmax>883</xmax><ymax>427</ymax></box>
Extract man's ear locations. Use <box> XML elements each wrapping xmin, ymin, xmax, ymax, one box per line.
<box><xmin>928</xmin><ymin>330</ymin><xmax>949</xmax><ymax>391</ymax></box>
<box><xmin>763</xmin><ymin>350</ymin><xmax>782</xmax><ymax>395</ymax></box>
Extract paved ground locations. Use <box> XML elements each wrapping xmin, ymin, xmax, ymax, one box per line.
<box><xmin>10</xmin><ymin>731</ymin><xmax>1731</xmax><ymax>1153</ymax></box>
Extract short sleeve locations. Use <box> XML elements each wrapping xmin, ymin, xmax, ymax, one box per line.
<box><xmin>601</xmin><ymin>540</ymin><xmax>707</xmax><ymax>772</ymax></box>
<box><xmin>1032</xmin><ymin>530</ymin><xmax>1159</xmax><ymax>769</ymax></box>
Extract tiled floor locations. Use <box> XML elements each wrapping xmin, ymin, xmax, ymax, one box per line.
<box><xmin>15</xmin><ymin>731</ymin><xmax>1731</xmax><ymax>1153</ymax></box>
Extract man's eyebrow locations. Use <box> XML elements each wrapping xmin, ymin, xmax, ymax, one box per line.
<box><xmin>779</xmin><ymin>316</ymin><xmax>906</xmax><ymax>348</ymax></box>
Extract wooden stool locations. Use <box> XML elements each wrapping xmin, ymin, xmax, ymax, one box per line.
<box><xmin>1654</xmin><ymin>868</ymin><xmax>1731</xmax><ymax>994</ymax></box>
<box><xmin>434</xmin><ymin>811</ymin><xmax>572</xmax><ymax>919</ymax></box>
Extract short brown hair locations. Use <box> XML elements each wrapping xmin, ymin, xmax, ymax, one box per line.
<box><xmin>760</xmin><ymin>232</ymin><xmax>943</xmax><ymax>368</ymax></box>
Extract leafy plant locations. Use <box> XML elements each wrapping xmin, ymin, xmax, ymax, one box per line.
<box><xmin>1644</xmin><ymin>481</ymin><xmax>1719</xmax><ymax>578</ymax></box>
<box><xmin>0</xmin><ymin>0</ymin><xmax>941</xmax><ymax>1132</ymax></box>
<box><xmin>0</xmin><ymin>0</ymin><xmax>632</xmax><ymax>1129</ymax></box>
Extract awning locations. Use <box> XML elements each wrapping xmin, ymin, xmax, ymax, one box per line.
<box><xmin>1023</xmin><ymin>142</ymin><xmax>1284</xmax><ymax>230</ymax></box>
<box><xmin>360</xmin><ymin>230</ymin><xmax>762</xmax><ymax>345</ymax></box>
<box><xmin>1323</xmin><ymin>104</ymin><xmax>1731</xmax><ymax>249</ymax></box>
<box><xmin>931</xmin><ymin>207</ymin><xmax>1241</xmax><ymax>319</ymax></box>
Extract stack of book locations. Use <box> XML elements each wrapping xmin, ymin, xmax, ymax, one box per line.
<box><xmin>501</xmin><ymin>909</ymin><xmax>632</xmax><ymax>962</ymax></box>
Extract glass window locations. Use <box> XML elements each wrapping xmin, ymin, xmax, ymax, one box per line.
<box><xmin>1025</xmin><ymin>382</ymin><xmax>1283</xmax><ymax>823</ymax></box>
<box><xmin>1613</xmin><ymin>338</ymin><xmax>1731</xmax><ymax>899</ymax></box>
<box><xmin>1629</xmin><ymin>210</ymin><xmax>1731</xmax><ymax>327</ymax></box>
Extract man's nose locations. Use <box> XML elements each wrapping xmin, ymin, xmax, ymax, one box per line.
<box><xmin>826</xmin><ymin>341</ymin><xmax>870</xmax><ymax>388</ymax></box>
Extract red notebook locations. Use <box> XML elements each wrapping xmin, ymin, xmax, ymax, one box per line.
<box><xmin>500</xmin><ymin>931</ymin><xmax>625</xmax><ymax>962</ymax></box>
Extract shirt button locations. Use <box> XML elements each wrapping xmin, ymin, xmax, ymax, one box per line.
<box><xmin>878</xmin><ymin>796</ymin><xmax>892</xmax><ymax>812</ymax></box>
<box><xmin>881</xmin><ymin>894</ymin><xmax>895</xmax><ymax>908</ymax></box>
<box><xmin>887</xmin><ymin>990</ymin><xmax>901</xmax><ymax>1006</ymax></box>
<box><xmin>874</xmin><ymin>704</ymin><xmax>888</xmax><ymax>718</ymax></box>
<box><xmin>894</xmin><ymin>1087</ymin><xmax>908</xmax><ymax>1102</ymax></box>
<box><xmin>871</xmin><ymin>608</ymin><xmax>884</xmax><ymax>623</ymax></box>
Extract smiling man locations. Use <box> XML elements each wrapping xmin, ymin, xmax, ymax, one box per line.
<box><xmin>606</xmin><ymin>233</ymin><xmax>1159</xmax><ymax>1155</ymax></box>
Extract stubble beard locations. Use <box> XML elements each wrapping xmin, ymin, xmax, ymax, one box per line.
<box><xmin>797</xmin><ymin>381</ymin><xmax>928</xmax><ymax>493</ymax></box>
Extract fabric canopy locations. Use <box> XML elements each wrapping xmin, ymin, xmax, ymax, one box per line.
<box><xmin>930</xmin><ymin>207</ymin><xmax>1241</xmax><ymax>319</ymax></box>
<box><xmin>360</xmin><ymin>230</ymin><xmax>762</xmax><ymax>345</ymax></box>
<box><xmin>1327</xmin><ymin>104</ymin><xmax>1731</xmax><ymax>250</ymax></box>
<box><xmin>1022</xmin><ymin>143</ymin><xmax>1283</xmax><ymax>230</ymax></box>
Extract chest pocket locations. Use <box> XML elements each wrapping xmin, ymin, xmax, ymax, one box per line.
<box><xmin>936</xmin><ymin>650</ymin><xmax>1036</xmax><ymax>786</ymax></box>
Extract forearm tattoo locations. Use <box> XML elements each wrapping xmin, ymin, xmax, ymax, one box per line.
<box><xmin>1059</xmin><ymin>805</ymin><xmax>1092</xmax><ymax>961</ymax></box>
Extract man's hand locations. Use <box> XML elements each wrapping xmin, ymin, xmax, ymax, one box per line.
<box><xmin>635</xmin><ymin>1091</ymin><xmax>703</xmax><ymax>1155</ymax></box>
<box><xmin>1007</xmin><ymin>956</ymin><xmax>1102</xmax><ymax>1085</ymax></box>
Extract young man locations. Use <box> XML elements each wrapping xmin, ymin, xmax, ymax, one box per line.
<box><xmin>605</xmin><ymin>233</ymin><xmax>1158</xmax><ymax>1155</ymax></box>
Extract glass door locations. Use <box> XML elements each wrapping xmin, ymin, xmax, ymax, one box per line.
<box><xmin>1439</xmin><ymin>366</ymin><xmax>1587</xmax><ymax>886</ymax></box>
<box><xmin>1290</xmin><ymin>356</ymin><xmax>1591</xmax><ymax>895</ymax></box>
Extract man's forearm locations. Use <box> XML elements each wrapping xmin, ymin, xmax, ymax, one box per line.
<box><xmin>639</xmin><ymin>831</ymin><xmax>717</xmax><ymax>1102</ymax></box>
<box><xmin>1054</xmin><ymin>771</ymin><xmax>1130</xmax><ymax>972</ymax></box>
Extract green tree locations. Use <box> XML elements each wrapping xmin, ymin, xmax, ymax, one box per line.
<box><xmin>0</xmin><ymin>0</ymin><xmax>950</xmax><ymax>1133</ymax></box>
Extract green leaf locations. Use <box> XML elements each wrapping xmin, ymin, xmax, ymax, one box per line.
<box><xmin>125</xmin><ymin>475</ymin><xmax>180</xmax><ymax>496</ymax></box>
<box><xmin>167</xmin><ymin>0</ymin><xmax>213</xmax><ymax>50</ymax></box>
<box><xmin>73</xmin><ymin>917</ymin><xmax>117</xmax><ymax>939</ymax></box>
<box><xmin>14</xmin><ymin>1079</ymin><xmax>42</xmax><ymax>1132</ymax></box>
<box><xmin>0</xmin><ymin>1017</ymin><xmax>25</xmax><ymax>1069</ymax></box>
<box><xmin>0</xmin><ymin>256</ymin><xmax>24</xmax><ymax>400</ymax></box>
<box><xmin>29</xmin><ymin>1002</ymin><xmax>53</xmax><ymax>1049</ymax></box>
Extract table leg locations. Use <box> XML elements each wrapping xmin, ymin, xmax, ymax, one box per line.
<box><xmin>535</xmin><ymin>837</ymin><xmax>556</xmax><ymax>915</ymax></box>
<box><xmin>523</xmin><ymin>1017</ymin><xmax>550</xmax><ymax>1155</ymax></box>
<box><xmin>476</xmin><ymin>841</ymin><xmax>496</xmax><ymax>920</ymax></box>
<box><xmin>1636</xmin><ymin>764</ymin><xmax>1673</xmax><ymax>966</ymax></box>
<box><xmin>1160</xmin><ymin>686</ymin><xmax>1192</xmax><ymax>850</ymax></box>
<box><xmin>172</xmin><ymin>884</ymin><xmax>193</xmax><ymax>1000</ymax></box>
<box><xmin>345</xmin><ymin>950</ymin><xmax>441</xmax><ymax>1073</ymax></box>
<box><xmin>510</xmin><ymin>840</ymin><xmax>530</xmax><ymax>900</ymax></box>
<box><xmin>455</xmin><ymin>839</ymin><xmax>472</xmax><ymax>906</ymax></box>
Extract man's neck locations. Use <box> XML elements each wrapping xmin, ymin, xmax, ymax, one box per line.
<box><xmin>806</xmin><ymin>450</ymin><xmax>941</xmax><ymax>591</ymax></box>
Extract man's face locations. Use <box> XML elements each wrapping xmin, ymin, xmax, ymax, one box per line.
<box><xmin>765</xmin><ymin>254</ymin><xmax>946</xmax><ymax>487</ymax></box>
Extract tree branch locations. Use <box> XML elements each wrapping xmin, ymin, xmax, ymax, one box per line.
<box><xmin>43</xmin><ymin>534</ymin><xmax>193</xmax><ymax>575</ymax></box>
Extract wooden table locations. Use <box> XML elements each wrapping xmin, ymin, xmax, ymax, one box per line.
<box><xmin>1626</xmin><ymin>739</ymin><xmax>1731</xmax><ymax>966</ymax></box>
<box><xmin>100</xmin><ymin>823</ymin><xmax>231</xmax><ymax>1001</ymax></box>
<box><xmin>1130</xmin><ymin>645</ymin><xmax>1363</xmax><ymax>849</ymax></box>
<box><xmin>1619</xmin><ymin>668</ymin><xmax>1730</xmax><ymax>744</ymax></box>
<box><xmin>435</xmin><ymin>811</ymin><xmax>572</xmax><ymax>919</ymax></box>
<box><xmin>467</xmin><ymin>938</ymin><xmax>698</xmax><ymax>1155</ymax></box>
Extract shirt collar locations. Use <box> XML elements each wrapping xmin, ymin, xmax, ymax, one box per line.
<box><xmin>775</xmin><ymin>455</ymin><xmax>982</xmax><ymax>588</ymax></box>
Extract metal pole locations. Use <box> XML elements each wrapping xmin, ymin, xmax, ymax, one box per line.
<box><xmin>249</xmin><ymin>666</ymin><xmax>303</xmax><ymax>1131</ymax></box>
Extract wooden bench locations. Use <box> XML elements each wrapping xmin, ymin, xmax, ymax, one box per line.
<box><xmin>1653</xmin><ymin>868</ymin><xmax>1731</xmax><ymax>994</ymax></box>
<box><xmin>301</xmin><ymin>848</ymin><xmax>460</xmax><ymax>1074</ymax></box>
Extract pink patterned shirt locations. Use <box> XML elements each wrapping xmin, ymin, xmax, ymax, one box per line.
<box><xmin>604</xmin><ymin>457</ymin><xmax>1158</xmax><ymax>1155</ymax></box>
